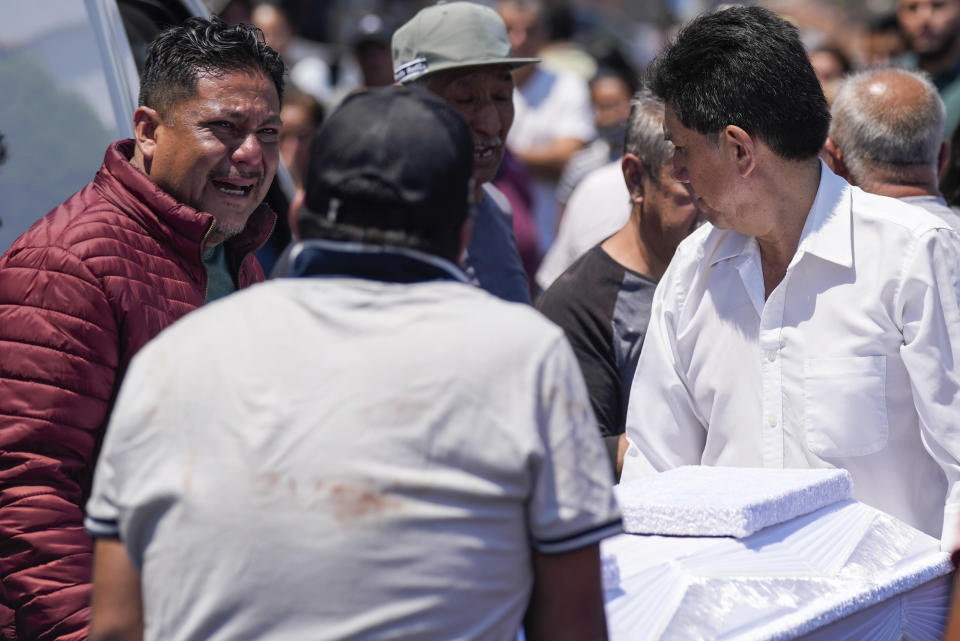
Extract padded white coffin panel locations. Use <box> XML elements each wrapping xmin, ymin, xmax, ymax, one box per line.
<box><xmin>615</xmin><ymin>466</ymin><xmax>853</xmax><ymax>538</ymax></box>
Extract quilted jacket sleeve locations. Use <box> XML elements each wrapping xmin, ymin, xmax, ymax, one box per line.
<box><xmin>0</xmin><ymin>244</ymin><xmax>119</xmax><ymax>641</ymax></box>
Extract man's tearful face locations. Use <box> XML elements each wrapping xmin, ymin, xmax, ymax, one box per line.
<box><xmin>146</xmin><ymin>69</ymin><xmax>281</xmax><ymax>245</ymax></box>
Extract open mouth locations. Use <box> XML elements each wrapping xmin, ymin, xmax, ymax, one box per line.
<box><xmin>474</xmin><ymin>139</ymin><xmax>501</xmax><ymax>162</ymax></box>
<box><xmin>211</xmin><ymin>179</ymin><xmax>254</xmax><ymax>197</ymax></box>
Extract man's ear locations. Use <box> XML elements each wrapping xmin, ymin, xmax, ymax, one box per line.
<box><xmin>133</xmin><ymin>107</ymin><xmax>162</xmax><ymax>169</ymax></box>
<box><xmin>723</xmin><ymin>125</ymin><xmax>756</xmax><ymax>178</ymax></box>
<box><xmin>288</xmin><ymin>187</ymin><xmax>305</xmax><ymax>240</ymax></box>
<box><xmin>621</xmin><ymin>154</ymin><xmax>646</xmax><ymax>205</ymax></box>
<box><xmin>821</xmin><ymin>137</ymin><xmax>850</xmax><ymax>180</ymax></box>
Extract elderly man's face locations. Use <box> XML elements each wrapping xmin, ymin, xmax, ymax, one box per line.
<box><xmin>643</xmin><ymin>161</ymin><xmax>701</xmax><ymax>252</ymax></box>
<box><xmin>898</xmin><ymin>0</ymin><xmax>960</xmax><ymax>56</ymax></box>
<box><xmin>427</xmin><ymin>66</ymin><xmax>515</xmax><ymax>185</ymax></box>
<box><xmin>144</xmin><ymin>70</ymin><xmax>281</xmax><ymax>246</ymax></box>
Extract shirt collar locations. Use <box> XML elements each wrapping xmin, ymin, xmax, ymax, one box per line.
<box><xmin>274</xmin><ymin>238</ymin><xmax>471</xmax><ymax>284</ymax></box>
<box><xmin>708</xmin><ymin>160</ymin><xmax>852</xmax><ymax>269</ymax></box>
<box><xmin>793</xmin><ymin>160</ymin><xmax>853</xmax><ymax>269</ymax></box>
<box><xmin>709</xmin><ymin>230</ymin><xmax>754</xmax><ymax>266</ymax></box>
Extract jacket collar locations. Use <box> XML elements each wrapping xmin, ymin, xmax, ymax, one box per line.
<box><xmin>708</xmin><ymin>160</ymin><xmax>853</xmax><ymax>269</ymax></box>
<box><xmin>93</xmin><ymin>139</ymin><xmax>276</xmax><ymax>265</ymax></box>
<box><xmin>274</xmin><ymin>238</ymin><xmax>470</xmax><ymax>284</ymax></box>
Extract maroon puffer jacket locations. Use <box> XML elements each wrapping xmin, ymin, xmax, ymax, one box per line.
<box><xmin>0</xmin><ymin>139</ymin><xmax>276</xmax><ymax>640</ymax></box>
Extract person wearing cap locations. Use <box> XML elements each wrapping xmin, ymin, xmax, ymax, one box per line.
<box><xmin>85</xmin><ymin>86</ymin><xmax>621</xmax><ymax>641</ymax></box>
<box><xmin>392</xmin><ymin>1</ymin><xmax>538</xmax><ymax>304</ymax></box>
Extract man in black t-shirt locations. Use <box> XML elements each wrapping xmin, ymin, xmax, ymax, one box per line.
<box><xmin>538</xmin><ymin>89</ymin><xmax>701</xmax><ymax>478</ymax></box>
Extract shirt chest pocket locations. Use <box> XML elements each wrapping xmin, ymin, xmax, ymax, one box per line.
<box><xmin>803</xmin><ymin>355</ymin><xmax>888</xmax><ymax>457</ymax></box>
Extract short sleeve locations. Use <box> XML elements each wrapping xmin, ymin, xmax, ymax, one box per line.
<box><xmin>527</xmin><ymin>336</ymin><xmax>622</xmax><ymax>554</ymax></box>
<box><xmin>84</xmin><ymin>338</ymin><xmax>179</xmax><ymax>557</ymax></box>
<box><xmin>84</xmin><ymin>450</ymin><xmax>121</xmax><ymax>538</ymax></box>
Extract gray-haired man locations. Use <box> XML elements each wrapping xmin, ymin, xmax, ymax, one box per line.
<box><xmin>537</xmin><ymin>90</ymin><xmax>701</xmax><ymax>478</ymax></box>
<box><xmin>392</xmin><ymin>1</ymin><xmax>537</xmax><ymax>303</ymax></box>
<box><xmin>823</xmin><ymin>66</ymin><xmax>960</xmax><ymax>230</ymax></box>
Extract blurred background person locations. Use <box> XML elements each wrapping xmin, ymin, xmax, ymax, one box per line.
<box><xmin>219</xmin><ymin>0</ymin><xmax>252</xmax><ymax>25</ymax></box>
<box><xmin>535</xmin><ymin>153</ymin><xmax>629</xmax><ymax>293</ymax></box>
<box><xmin>557</xmin><ymin>67</ymin><xmax>636</xmax><ymax>210</ymax></box>
<box><xmin>279</xmin><ymin>86</ymin><xmax>324</xmax><ymax>189</ymax></box>
<box><xmin>498</xmin><ymin>0</ymin><xmax>595</xmax><ymax>256</ymax></box>
<box><xmin>493</xmin><ymin>150</ymin><xmax>541</xmax><ymax>295</ymax></box>
<box><xmin>535</xmin><ymin>64</ymin><xmax>636</xmax><ymax>293</ymax></box>
<box><xmin>941</xmin><ymin>115</ymin><xmax>960</xmax><ymax>205</ymax></box>
<box><xmin>863</xmin><ymin>11</ymin><xmax>907</xmax><ymax>66</ymax></box>
<box><xmin>252</xmin><ymin>1</ymin><xmax>359</xmax><ymax>112</ymax></box>
<box><xmin>534</xmin><ymin>2</ymin><xmax>598</xmax><ymax>80</ymax></box>
<box><xmin>896</xmin><ymin>0</ymin><xmax>960</xmax><ymax>138</ymax></box>
<box><xmin>808</xmin><ymin>44</ymin><xmax>852</xmax><ymax>104</ymax></box>
<box><xmin>349</xmin><ymin>12</ymin><xmax>396</xmax><ymax>88</ymax></box>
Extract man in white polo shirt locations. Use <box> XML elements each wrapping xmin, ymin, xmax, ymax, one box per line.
<box><xmin>85</xmin><ymin>88</ymin><xmax>621</xmax><ymax>641</ymax></box>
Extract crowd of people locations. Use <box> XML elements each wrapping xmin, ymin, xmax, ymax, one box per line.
<box><xmin>2</xmin><ymin>0</ymin><xmax>960</xmax><ymax>639</ymax></box>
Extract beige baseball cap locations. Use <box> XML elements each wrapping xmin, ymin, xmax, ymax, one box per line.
<box><xmin>392</xmin><ymin>1</ymin><xmax>539</xmax><ymax>84</ymax></box>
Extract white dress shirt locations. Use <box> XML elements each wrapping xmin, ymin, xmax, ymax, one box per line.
<box><xmin>622</xmin><ymin>162</ymin><xmax>960</xmax><ymax>549</ymax></box>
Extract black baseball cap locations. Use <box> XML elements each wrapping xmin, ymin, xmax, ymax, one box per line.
<box><xmin>299</xmin><ymin>86</ymin><xmax>474</xmax><ymax>252</ymax></box>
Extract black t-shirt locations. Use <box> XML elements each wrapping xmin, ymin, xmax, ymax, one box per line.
<box><xmin>537</xmin><ymin>244</ymin><xmax>656</xmax><ymax>467</ymax></box>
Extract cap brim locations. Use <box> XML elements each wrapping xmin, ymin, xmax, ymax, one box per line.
<box><xmin>399</xmin><ymin>57</ymin><xmax>540</xmax><ymax>83</ymax></box>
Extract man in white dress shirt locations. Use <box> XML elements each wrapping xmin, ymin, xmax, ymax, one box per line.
<box><xmin>621</xmin><ymin>5</ymin><xmax>960</xmax><ymax>550</ymax></box>
<box><xmin>824</xmin><ymin>66</ymin><xmax>960</xmax><ymax>231</ymax></box>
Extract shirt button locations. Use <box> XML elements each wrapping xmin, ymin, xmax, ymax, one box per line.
<box><xmin>767</xmin><ymin>416</ymin><xmax>777</xmax><ymax>428</ymax></box>
<box><xmin>765</xmin><ymin>350</ymin><xmax>777</xmax><ymax>362</ymax></box>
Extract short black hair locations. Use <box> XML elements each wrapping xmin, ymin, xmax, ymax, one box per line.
<box><xmin>139</xmin><ymin>17</ymin><xmax>285</xmax><ymax>118</ymax></box>
<box><xmin>648</xmin><ymin>6</ymin><xmax>829</xmax><ymax>160</ymax></box>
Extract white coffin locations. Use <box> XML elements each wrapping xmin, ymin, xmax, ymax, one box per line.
<box><xmin>603</xmin><ymin>467</ymin><xmax>953</xmax><ymax>641</ymax></box>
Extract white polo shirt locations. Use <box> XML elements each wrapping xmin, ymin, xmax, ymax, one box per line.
<box><xmin>86</xmin><ymin>256</ymin><xmax>621</xmax><ymax>641</ymax></box>
<box><xmin>622</xmin><ymin>163</ymin><xmax>960</xmax><ymax>549</ymax></box>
